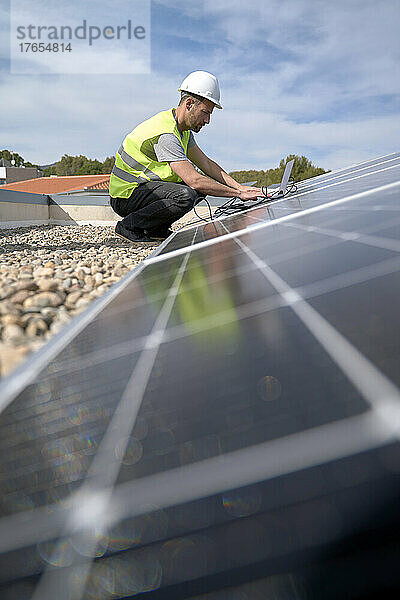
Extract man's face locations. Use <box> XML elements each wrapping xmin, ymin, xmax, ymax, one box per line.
<box><xmin>187</xmin><ymin>98</ymin><xmax>215</xmax><ymax>133</ymax></box>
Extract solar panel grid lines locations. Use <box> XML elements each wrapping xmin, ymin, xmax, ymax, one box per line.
<box><xmin>295</xmin><ymin>152</ymin><xmax>400</xmax><ymax>190</ymax></box>
<box><xmin>178</xmin><ymin>153</ymin><xmax>400</xmax><ymax>236</ymax></box>
<box><xmin>293</xmin><ymin>254</ymin><xmax>400</xmax><ymax>306</ymax></box>
<box><xmin>30</xmin><ymin>227</ymin><xmax>199</xmax><ymax>600</ymax></box>
<box><xmin>180</xmin><ymin>152</ymin><xmax>400</xmax><ymax>237</ymax></box>
<box><xmin>167</xmin><ymin>160</ymin><xmax>400</xmax><ymax>251</ymax></box>
<box><xmin>34</xmin><ymin>229</ymin><xmax>391</xmax><ymax>383</ymax></box>
<box><xmin>92</xmin><ymin>408</ymin><xmax>394</xmax><ymax>524</ymax></box>
<box><xmin>147</xmin><ymin>179</ymin><xmax>400</xmax><ymax>266</ymax></box>
<box><xmin>285</xmin><ymin>221</ymin><xmax>400</xmax><ymax>253</ymax></box>
<box><xmin>289</xmin><ymin>153</ymin><xmax>399</xmax><ymax>196</ymax></box>
<box><xmin>243</xmin><ymin>158</ymin><xmax>400</xmax><ymax>216</ymax></box>
<box><xmin>0</xmin><ymin>250</ymin><xmax>396</xmax><ymax>376</ymax></box>
<box><xmin>0</xmin><ymin>155</ymin><xmax>399</xmax><ymax>598</ymax></box>
<box><xmin>0</xmin><ymin>403</ymin><xmax>390</xmax><ymax>560</ymax></box>
<box><xmin>232</xmin><ymin>202</ymin><xmax>400</xmax><ymax>246</ymax></box>
<box><xmin>218</xmin><ymin>192</ymin><xmax>400</xmax><ymax>377</ymax></box>
<box><xmin>296</xmin><ymin>152</ymin><xmax>398</xmax><ymax>183</ymax></box>
<box><xmin>220</xmin><ymin>221</ymin><xmax>400</xmax><ymax>437</ymax></box>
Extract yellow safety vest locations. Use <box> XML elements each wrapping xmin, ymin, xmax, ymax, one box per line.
<box><xmin>109</xmin><ymin>109</ymin><xmax>191</xmax><ymax>198</ymax></box>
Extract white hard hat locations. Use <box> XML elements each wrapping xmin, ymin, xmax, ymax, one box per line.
<box><xmin>179</xmin><ymin>71</ymin><xmax>222</xmax><ymax>109</ymax></box>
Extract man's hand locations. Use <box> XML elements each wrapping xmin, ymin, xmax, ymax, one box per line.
<box><xmin>237</xmin><ymin>187</ymin><xmax>263</xmax><ymax>202</ymax></box>
<box><xmin>238</xmin><ymin>185</ymin><xmax>261</xmax><ymax>193</ymax></box>
<box><xmin>170</xmin><ymin>160</ymin><xmax>253</xmax><ymax>198</ymax></box>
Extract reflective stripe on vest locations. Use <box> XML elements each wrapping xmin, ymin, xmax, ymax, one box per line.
<box><xmin>111</xmin><ymin>165</ymin><xmax>149</xmax><ymax>185</ymax></box>
<box><xmin>117</xmin><ymin>145</ymin><xmax>161</xmax><ymax>181</ymax></box>
<box><xmin>109</xmin><ymin>109</ymin><xmax>190</xmax><ymax>199</ymax></box>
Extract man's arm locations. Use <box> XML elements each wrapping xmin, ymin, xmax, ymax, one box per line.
<box><xmin>170</xmin><ymin>159</ymin><xmax>262</xmax><ymax>200</ymax></box>
<box><xmin>187</xmin><ymin>143</ymin><xmax>253</xmax><ymax>192</ymax></box>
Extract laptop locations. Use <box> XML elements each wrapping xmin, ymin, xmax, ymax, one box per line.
<box><xmin>266</xmin><ymin>159</ymin><xmax>295</xmax><ymax>196</ymax></box>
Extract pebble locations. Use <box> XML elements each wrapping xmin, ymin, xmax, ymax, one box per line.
<box><xmin>65</xmin><ymin>290</ymin><xmax>82</xmax><ymax>308</ymax></box>
<box><xmin>94</xmin><ymin>273</ymin><xmax>103</xmax><ymax>287</ymax></box>
<box><xmin>13</xmin><ymin>280</ymin><xmax>38</xmax><ymax>292</ymax></box>
<box><xmin>62</xmin><ymin>278</ymin><xmax>72</xmax><ymax>290</ymax></box>
<box><xmin>75</xmin><ymin>297</ymin><xmax>90</xmax><ymax>309</ymax></box>
<box><xmin>84</xmin><ymin>275</ymin><xmax>94</xmax><ymax>287</ymax></box>
<box><xmin>9</xmin><ymin>290</ymin><xmax>33</xmax><ymax>305</ymax></box>
<box><xmin>19</xmin><ymin>271</ymin><xmax>35</xmax><ymax>280</ymax></box>
<box><xmin>20</xmin><ymin>313</ymin><xmax>37</xmax><ymax>326</ymax></box>
<box><xmin>2</xmin><ymin>324</ymin><xmax>25</xmax><ymax>343</ymax></box>
<box><xmin>23</xmin><ymin>292</ymin><xmax>64</xmax><ymax>309</ymax></box>
<box><xmin>37</xmin><ymin>279</ymin><xmax>59</xmax><ymax>292</ymax></box>
<box><xmin>34</xmin><ymin>267</ymin><xmax>54</xmax><ymax>278</ymax></box>
<box><xmin>2</xmin><ymin>314</ymin><xmax>22</xmax><ymax>326</ymax></box>
<box><xmin>0</xmin><ymin>301</ymin><xmax>21</xmax><ymax>316</ymax></box>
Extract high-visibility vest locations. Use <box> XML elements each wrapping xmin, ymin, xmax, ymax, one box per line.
<box><xmin>109</xmin><ymin>108</ymin><xmax>191</xmax><ymax>198</ymax></box>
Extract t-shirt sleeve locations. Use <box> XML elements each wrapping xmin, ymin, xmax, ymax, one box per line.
<box><xmin>153</xmin><ymin>133</ymin><xmax>190</xmax><ymax>162</ymax></box>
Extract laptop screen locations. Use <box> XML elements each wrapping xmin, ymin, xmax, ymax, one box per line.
<box><xmin>279</xmin><ymin>158</ymin><xmax>295</xmax><ymax>193</ymax></box>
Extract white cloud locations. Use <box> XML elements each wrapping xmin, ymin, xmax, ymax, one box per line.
<box><xmin>202</xmin><ymin>110</ymin><xmax>400</xmax><ymax>171</ymax></box>
<box><xmin>0</xmin><ymin>73</ymin><xmax>177</xmax><ymax>163</ymax></box>
<box><xmin>0</xmin><ymin>0</ymin><xmax>399</xmax><ymax>171</ymax></box>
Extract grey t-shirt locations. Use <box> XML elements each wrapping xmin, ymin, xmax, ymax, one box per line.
<box><xmin>153</xmin><ymin>131</ymin><xmax>195</xmax><ymax>162</ymax></box>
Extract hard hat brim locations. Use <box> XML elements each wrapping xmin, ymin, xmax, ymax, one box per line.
<box><xmin>178</xmin><ymin>89</ymin><xmax>223</xmax><ymax>109</ymax></box>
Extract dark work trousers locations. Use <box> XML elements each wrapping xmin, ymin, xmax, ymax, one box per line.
<box><xmin>110</xmin><ymin>181</ymin><xmax>205</xmax><ymax>232</ymax></box>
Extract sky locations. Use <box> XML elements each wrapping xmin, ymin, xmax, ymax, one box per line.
<box><xmin>0</xmin><ymin>0</ymin><xmax>399</xmax><ymax>172</ymax></box>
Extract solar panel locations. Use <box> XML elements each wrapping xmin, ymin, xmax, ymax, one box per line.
<box><xmin>158</xmin><ymin>151</ymin><xmax>400</xmax><ymax>255</ymax></box>
<box><xmin>0</xmin><ymin>153</ymin><xmax>399</xmax><ymax>599</ymax></box>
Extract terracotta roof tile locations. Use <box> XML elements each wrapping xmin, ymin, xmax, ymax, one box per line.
<box><xmin>0</xmin><ymin>175</ymin><xmax>110</xmax><ymax>194</ymax></box>
<box><xmin>85</xmin><ymin>179</ymin><xmax>110</xmax><ymax>191</ymax></box>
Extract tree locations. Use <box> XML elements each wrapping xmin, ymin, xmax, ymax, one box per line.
<box><xmin>1</xmin><ymin>149</ymin><xmax>114</xmax><ymax>175</ymax></box>
<box><xmin>102</xmin><ymin>156</ymin><xmax>115</xmax><ymax>174</ymax></box>
<box><xmin>42</xmin><ymin>165</ymin><xmax>57</xmax><ymax>177</ymax></box>
<box><xmin>277</xmin><ymin>154</ymin><xmax>327</xmax><ymax>182</ymax></box>
<box><xmin>230</xmin><ymin>155</ymin><xmax>329</xmax><ymax>186</ymax></box>
<box><xmin>52</xmin><ymin>154</ymin><xmax>102</xmax><ymax>176</ymax></box>
<box><xmin>0</xmin><ymin>149</ymin><xmax>26</xmax><ymax>167</ymax></box>
<box><xmin>41</xmin><ymin>154</ymin><xmax>114</xmax><ymax>176</ymax></box>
